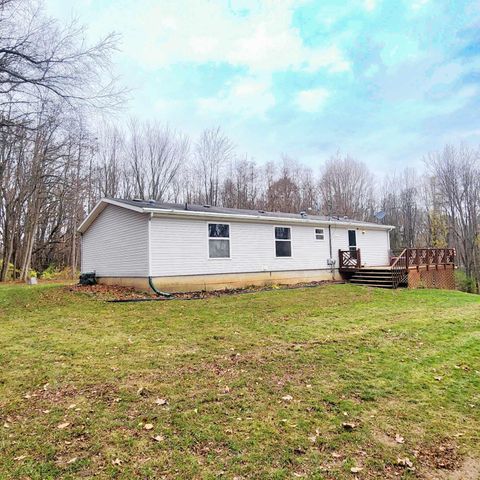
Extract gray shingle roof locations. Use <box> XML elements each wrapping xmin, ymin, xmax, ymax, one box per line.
<box><xmin>111</xmin><ymin>198</ymin><xmax>384</xmax><ymax>227</ymax></box>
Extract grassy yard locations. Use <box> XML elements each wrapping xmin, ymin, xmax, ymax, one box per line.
<box><xmin>0</xmin><ymin>283</ymin><xmax>479</xmax><ymax>479</ymax></box>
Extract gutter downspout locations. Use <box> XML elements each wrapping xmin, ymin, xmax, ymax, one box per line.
<box><xmin>147</xmin><ymin>212</ymin><xmax>172</xmax><ymax>297</ymax></box>
<box><xmin>328</xmin><ymin>224</ymin><xmax>335</xmax><ymax>280</ymax></box>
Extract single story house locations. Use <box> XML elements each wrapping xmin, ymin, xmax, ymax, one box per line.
<box><xmin>78</xmin><ymin>198</ymin><xmax>394</xmax><ymax>292</ymax></box>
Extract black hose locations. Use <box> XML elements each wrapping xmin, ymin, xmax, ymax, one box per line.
<box><xmin>107</xmin><ymin>297</ymin><xmax>170</xmax><ymax>303</ymax></box>
<box><xmin>148</xmin><ymin>276</ymin><xmax>172</xmax><ymax>297</ymax></box>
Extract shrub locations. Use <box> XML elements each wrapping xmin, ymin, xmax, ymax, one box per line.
<box><xmin>455</xmin><ymin>270</ymin><xmax>477</xmax><ymax>293</ymax></box>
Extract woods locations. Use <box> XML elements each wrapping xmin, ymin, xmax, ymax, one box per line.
<box><xmin>0</xmin><ymin>0</ymin><xmax>479</xmax><ymax>291</ymax></box>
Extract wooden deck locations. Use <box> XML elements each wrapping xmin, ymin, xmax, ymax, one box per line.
<box><xmin>339</xmin><ymin>248</ymin><xmax>456</xmax><ymax>289</ymax></box>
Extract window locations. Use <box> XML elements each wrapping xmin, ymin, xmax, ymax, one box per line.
<box><xmin>315</xmin><ymin>228</ymin><xmax>325</xmax><ymax>241</ymax></box>
<box><xmin>208</xmin><ymin>223</ymin><xmax>230</xmax><ymax>258</ymax></box>
<box><xmin>275</xmin><ymin>227</ymin><xmax>291</xmax><ymax>257</ymax></box>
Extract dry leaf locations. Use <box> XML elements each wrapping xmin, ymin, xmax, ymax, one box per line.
<box><xmin>395</xmin><ymin>434</ymin><xmax>405</xmax><ymax>444</ymax></box>
<box><xmin>112</xmin><ymin>458</ymin><xmax>122</xmax><ymax>466</ymax></box>
<box><xmin>67</xmin><ymin>457</ymin><xmax>78</xmax><ymax>464</ymax></box>
<box><xmin>144</xmin><ymin>423</ymin><xmax>154</xmax><ymax>430</ymax></box>
<box><xmin>332</xmin><ymin>452</ymin><xmax>342</xmax><ymax>458</ymax></box>
<box><xmin>282</xmin><ymin>395</ymin><xmax>293</xmax><ymax>402</ymax></box>
<box><xmin>57</xmin><ymin>422</ymin><xmax>70</xmax><ymax>430</ymax></box>
<box><xmin>152</xmin><ymin>435</ymin><xmax>164</xmax><ymax>442</ymax></box>
<box><xmin>397</xmin><ymin>457</ymin><xmax>414</xmax><ymax>468</ymax></box>
<box><xmin>342</xmin><ymin>422</ymin><xmax>356</xmax><ymax>430</ymax></box>
<box><xmin>67</xmin><ymin>404</ymin><xmax>76</xmax><ymax>409</ymax></box>
<box><xmin>351</xmin><ymin>466</ymin><xmax>363</xmax><ymax>473</ymax></box>
<box><xmin>155</xmin><ymin>398</ymin><xmax>168</xmax><ymax>405</ymax></box>
<box><xmin>14</xmin><ymin>455</ymin><xmax>26</xmax><ymax>461</ymax></box>
<box><xmin>434</xmin><ymin>376</ymin><xmax>443</xmax><ymax>381</ymax></box>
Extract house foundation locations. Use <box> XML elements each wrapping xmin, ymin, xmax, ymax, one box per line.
<box><xmin>97</xmin><ymin>269</ymin><xmax>339</xmax><ymax>293</ymax></box>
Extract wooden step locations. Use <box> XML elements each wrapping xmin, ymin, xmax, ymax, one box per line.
<box><xmin>351</xmin><ymin>278</ymin><xmax>393</xmax><ymax>285</ymax></box>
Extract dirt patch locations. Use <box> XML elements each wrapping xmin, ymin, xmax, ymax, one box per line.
<box><xmin>418</xmin><ymin>441</ymin><xmax>461</xmax><ymax>471</ymax></box>
<box><xmin>423</xmin><ymin>457</ymin><xmax>480</xmax><ymax>480</ymax></box>
<box><xmin>68</xmin><ymin>280</ymin><xmax>339</xmax><ymax>302</ymax></box>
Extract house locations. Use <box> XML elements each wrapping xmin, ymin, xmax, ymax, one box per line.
<box><xmin>78</xmin><ymin>198</ymin><xmax>396</xmax><ymax>292</ymax></box>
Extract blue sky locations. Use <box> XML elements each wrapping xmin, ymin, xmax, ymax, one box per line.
<box><xmin>45</xmin><ymin>0</ymin><xmax>480</xmax><ymax>173</ymax></box>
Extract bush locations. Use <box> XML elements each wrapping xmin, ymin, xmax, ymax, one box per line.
<box><xmin>455</xmin><ymin>270</ymin><xmax>478</xmax><ymax>293</ymax></box>
<box><xmin>40</xmin><ymin>265</ymin><xmax>76</xmax><ymax>280</ymax></box>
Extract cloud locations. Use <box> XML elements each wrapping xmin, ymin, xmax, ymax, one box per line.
<box><xmin>296</xmin><ymin>88</ymin><xmax>329</xmax><ymax>113</ymax></box>
<box><xmin>364</xmin><ymin>0</ymin><xmax>378</xmax><ymax>12</ymax></box>
<box><xmin>90</xmin><ymin>0</ymin><xmax>350</xmax><ymax>76</ymax></box>
<box><xmin>197</xmin><ymin>76</ymin><xmax>276</xmax><ymax>118</ymax></box>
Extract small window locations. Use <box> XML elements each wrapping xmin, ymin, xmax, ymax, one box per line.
<box><xmin>315</xmin><ymin>228</ymin><xmax>325</xmax><ymax>241</ymax></box>
<box><xmin>275</xmin><ymin>227</ymin><xmax>292</xmax><ymax>257</ymax></box>
<box><xmin>208</xmin><ymin>223</ymin><xmax>230</xmax><ymax>258</ymax></box>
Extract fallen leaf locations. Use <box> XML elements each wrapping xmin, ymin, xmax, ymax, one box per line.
<box><xmin>112</xmin><ymin>458</ymin><xmax>122</xmax><ymax>466</ymax></box>
<box><xmin>144</xmin><ymin>423</ymin><xmax>154</xmax><ymax>430</ymax></box>
<box><xmin>395</xmin><ymin>434</ymin><xmax>405</xmax><ymax>444</ymax></box>
<box><xmin>67</xmin><ymin>457</ymin><xmax>78</xmax><ymax>464</ymax></box>
<box><xmin>57</xmin><ymin>422</ymin><xmax>70</xmax><ymax>430</ymax></box>
<box><xmin>350</xmin><ymin>466</ymin><xmax>363</xmax><ymax>473</ymax></box>
<box><xmin>67</xmin><ymin>404</ymin><xmax>76</xmax><ymax>409</ymax></box>
<box><xmin>397</xmin><ymin>457</ymin><xmax>414</xmax><ymax>468</ymax></box>
<box><xmin>331</xmin><ymin>452</ymin><xmax>342</xmax><ymax>458</ymax></box>
<box><xmin>155</xmin><ymin>398</ymin><xmax>168</xmax><ymax>405</ymax></box>
<box><xmin>282</xmin><ymin>395</ymin><xmax>293</xmax><ymax>402</ymax></box>
<box><xmin>14</xmin><ymin>455</ymin><xmax>26</xmax><ymax>461</ymax></box>
<box><xmin>342</xmin><ymin>422</ymin><xmax>356</xmax><ymax>430</ymax></box>
<box><xmin>434</xmin><ymin>376</ymin><xmax>443</xmax><ymax>381</ymax></box>
<box><xmin>152</xmin><ymin>435</ymin><xmax>164</xmax><ymax>442</ymax></box>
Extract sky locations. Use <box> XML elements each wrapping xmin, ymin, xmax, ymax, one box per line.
<box><xmin>44</xmin><ymin>0</ymin><xmax>480</xmax><ymax>173</ymax></box>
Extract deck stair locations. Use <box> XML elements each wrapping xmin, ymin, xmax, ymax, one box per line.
<box><xmin>348</xmin><ymin>268</ymin><xmax>399</xmax><ymax>288</ymax></box>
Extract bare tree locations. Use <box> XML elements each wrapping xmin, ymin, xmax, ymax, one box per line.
<box><xmin>195</xmin><ymin>127</ymin><xmax>234</xmax><ymax>205</ymax></box>
<box><xmin>318</xmin><ymin>154</ymin><xmax>374</xmax><ymax>220</ymax></box>
<box><xmin>426</xmin><ymin>145</ymin><xmax>480</xmax><ymax>290</ymax></box>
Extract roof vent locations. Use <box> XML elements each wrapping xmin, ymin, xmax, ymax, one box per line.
<box><xmin>203</xmin><ymin>204</ymin><xmax>211</xmax><ymax>208</ymax></box>
<box><xmin>300</xmin><ymin>210</ymin><xmax>307</xmax><ymax>217</ymax></box>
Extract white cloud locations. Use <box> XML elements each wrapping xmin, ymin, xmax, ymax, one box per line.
<box><xmin>296</xmin><ymin>88</ymin><xmax>329</xmax><ymax>113</ymax></box>
<box><xmin>197</xmin><ymin>76</ymin><xmax>276</xmax><ymax>118</ymax></box>
<box><xmin>85</xmin><ymin>0</ymin><xmax>350</xmax><ymax>75</ymax></box>
<box><xmin>364</xmin><ymin>0</ymin><xmax>377</xmax><ymax>12</ymax></box>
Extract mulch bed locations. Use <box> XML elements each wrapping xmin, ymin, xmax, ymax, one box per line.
<box><xmin>67</xmin><ymin>280</ymin><xmax>340</xmax><ymax>302</ymax></box>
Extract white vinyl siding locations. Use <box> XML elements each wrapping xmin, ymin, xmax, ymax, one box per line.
<box><xmin>331</xmin><ymin>227</ymin><xmax>390</xmax><ymax>267</ymax></box>
<box><xmin>81</xmin><ymin>204</ymin><xmax>148</xmax><ymax>276</ymax></box>
<box><xmin>151</xmin><ymin>217</ymin><xmax>339</xmax><ymax>277</ymax></box>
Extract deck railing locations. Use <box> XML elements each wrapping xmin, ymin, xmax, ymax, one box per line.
<box><xmin>390</xmin><ymin>248</ymin><xmax>455</xmax><ymax>268</ymax></box>
<box><xmin>339</xmin><ymin>248</ymin><xmax>362</xmax><ymax>269</ymax></box>
<box><xmin>390</xmin><ymin>248</ymin><xmax>408</xmax><ymax>288</ymax></box>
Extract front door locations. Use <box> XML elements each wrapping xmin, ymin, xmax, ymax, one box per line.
<box><xmin>348</xmin><ymin>229</ymin><xmax>357</xmax><ymax>251</ymax></box>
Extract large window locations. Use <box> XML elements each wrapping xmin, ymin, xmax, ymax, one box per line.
<box><xmin>208</xmin><ymin>223</ymin><xmax>230</xmax><ymax>258</ymax></box>
<box><xmin>275</xmin><ymin>227</ymin><xmax>291</xmax><ymax>257</ymax></box>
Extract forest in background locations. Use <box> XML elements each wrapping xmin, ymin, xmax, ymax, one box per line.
<box><xmin>0</xmin><ymin>0</ymin><xmax>479</xmax><ymax>291</ymax></box>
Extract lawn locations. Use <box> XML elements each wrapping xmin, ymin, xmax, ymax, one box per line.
<box><xmin>0</xmin><ymin>283</ymin><xmax>479</xmax><ymax>479</ymax></box>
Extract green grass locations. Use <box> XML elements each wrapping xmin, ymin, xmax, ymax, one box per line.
<box><xmin>0</xmin><ymin>283</ymin><xmax>479</xmax><ymax>479</ymax></box>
